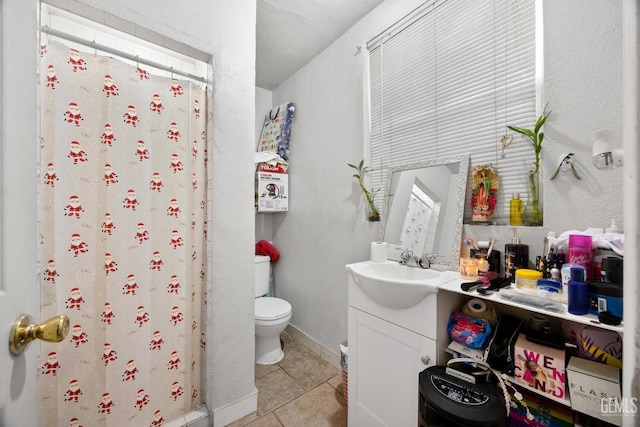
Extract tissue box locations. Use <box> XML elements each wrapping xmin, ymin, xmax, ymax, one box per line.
<box><xmin>256</xmin><ymin>172</ymin><xmax>288</xmax><ymax>212</ymax></box>
<box><xmin>567</xmin><ymin>356</ymin><xmax>622</xmax><ymax>426</ymax></box>
<box><xmin>514</xmin><ymin>334</ymin><xmax>567</xmax><ymax>401</ymax></box>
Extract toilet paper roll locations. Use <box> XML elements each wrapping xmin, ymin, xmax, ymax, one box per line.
<box><xmin>466</xmin><ymin>298</ymin><xmax>487</xmax><ymax>314</ymax></box>
<box><xmin>462</xmin><ymin>298</ymin><xmax>498</xmax><ymax>326</ymax></box>
<box><xmin>370</xmin><ymin>242</ymin><xmax>388</xmax><ymax>262</ymax></box>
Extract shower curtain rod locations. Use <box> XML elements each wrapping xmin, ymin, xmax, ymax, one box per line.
<box><xmin>40</xmin><ymin>26</ymin><xmax>210</xmax><ymax>85</ymax></box>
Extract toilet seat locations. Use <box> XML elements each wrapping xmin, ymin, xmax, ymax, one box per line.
<box><xmin>255</xmin><ymin>297</ymin><xmax>291</xmax><ymax>321</ymax></box>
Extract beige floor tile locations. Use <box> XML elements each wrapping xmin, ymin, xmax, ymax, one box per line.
<box><xmin>280</xmin><ymin>332</ymin><xmax>315</xmax><ymax>364</ymax></box>
<box><xmin>227</xmin><ymin>411</ymin><xmax>260</xmax><ymax>427</ymax></box>
<box><xmin>256</xmin><ymin>367</ymin><xmax>305</xmax><ymax>415</ymax></box>
<box><xmin>243</xmin><ymin>412</ymin><xmax>284</xmax><ymax>427</ymax></box>
<box><xmin>256</xmin><ymin>361</ymin><xmax>281</xmax><ymax>380</ymax></box>
<box><xmin>326</xmin><ymin>373</ymin><xmax>342</xmax><ymax>390</ymax></box>
<box><xmin>326</xmin><ymin>373</ymin><xmax>347</xmax><ymax>407</ymax></box>
<box><xmin>274</xmin><ymin>383</ymin><xmax>348</xmax><ymax>427</ymax></box>
<box><xmin>280</xmin><ymin>353</ymin><xmax>338</xmax><ymax>391</ymax></box>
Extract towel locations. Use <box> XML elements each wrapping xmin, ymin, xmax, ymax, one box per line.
<box><xmin>553</xmin><ymin>228</ymin><xmax>624</xmax><ymax>257</ymax></box>
<box><xmin>256</xmin><ymin>240</ymin><xmax>280</xmax><ymax>263</ymax></box>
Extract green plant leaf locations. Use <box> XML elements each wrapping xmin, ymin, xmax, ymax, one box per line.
<box><xmin>571</xmin><ymin>164</ymin><xmax>582</xmax><ymax>180</ymax></box>
<box><xmin>534</xmin><ymin>111</ymin><xmax>550</xmax><ymax>134</ymax></box>
<box><xmin>507</xmin><ymin>125</ymin><xmax>535</xmax><ymax>139</ymax></box>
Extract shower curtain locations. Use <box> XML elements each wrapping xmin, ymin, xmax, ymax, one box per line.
<box><xmin>38</xmin><ymin>41</ymin><xmax>207</xmax><ymax>427</ymax></box>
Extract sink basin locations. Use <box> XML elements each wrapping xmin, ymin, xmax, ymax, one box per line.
<box><xmin>347</xmin><ymin>261</ymin><xmax>447</xmax><ymax>309</ymax></box>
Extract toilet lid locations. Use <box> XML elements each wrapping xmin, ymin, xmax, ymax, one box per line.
<box><xmin>255</xmin><ymin>297</ymin><xmax>291</xmax><ymax>320</ymax></box>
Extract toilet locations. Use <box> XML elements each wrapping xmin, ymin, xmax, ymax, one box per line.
<box><xmin>255</xmin><ymin>255</ymin><xmax>292</xmax><ymax>364</ymax></box>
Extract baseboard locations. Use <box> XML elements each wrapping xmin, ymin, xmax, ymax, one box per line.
<box><xmin>163</xmin><ymin>405</ymin><xmax>211</xmax><ymax>427</ymax></box>
<box><xmin>212</xmin><ymin>387</ymin><xmax>258</xmax><ymax>427</ymax></box>
<box><xmin>285</xmin><ymin>324</ymin><xmax>341</xmax><ymax>371</ymax></box>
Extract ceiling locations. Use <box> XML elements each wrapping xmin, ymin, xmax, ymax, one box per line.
<box><xmin>256</xmin><ymin>0</ymin><xmax>385</xmax><ymax>90</ymax></box>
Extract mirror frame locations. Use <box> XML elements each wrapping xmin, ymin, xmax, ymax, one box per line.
<box><xmin>378</xmin><ymin>154</ymin><xmax>470</xmax><ymax>270</ymax></box>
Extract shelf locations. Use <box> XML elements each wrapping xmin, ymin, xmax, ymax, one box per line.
<box><xmin>439</xmin><ymin>279</ymin><xmax>623</xmax><ymax>334</ymax></box>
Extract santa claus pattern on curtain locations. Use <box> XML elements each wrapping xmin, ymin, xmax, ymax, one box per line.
<box><xmin>38</xmin><ymin>41</ymin><xmax>207</xmax><ymax>427</ymax></box>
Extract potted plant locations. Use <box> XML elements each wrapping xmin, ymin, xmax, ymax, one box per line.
<box><xmin>507</xmin><ymin>110</ymin><xmax>550</xmax><ymax>226</ymax></box>
<box><xmin>348</xmin><ymin>159</ymin><xmax>381</xmax><ymax>221</ymax></box>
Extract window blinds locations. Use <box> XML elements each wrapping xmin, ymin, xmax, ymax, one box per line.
<box><xmin>368</xmin><ymin>0</ymin><xmax>537</xmax><ymax>223</ymax></box>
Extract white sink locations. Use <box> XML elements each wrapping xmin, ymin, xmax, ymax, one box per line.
<box><xmin>346</xmin><ymin>261</ymin><xmax>446</xmax><ymax>309</ymax></box>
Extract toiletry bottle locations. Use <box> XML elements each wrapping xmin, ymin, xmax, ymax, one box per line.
<box><xmin>568</xmin><ymin>267</ymin><xmax>589</xmax><ymax>315</ymax></box>
<box><xmin>605</xmin><ymin>219</ymin><xmax>621</xmax><ymax>234</ymax></box>
<box><xmin>504</xmin><ymin>228</ymin><xmax>529</xmax><ymax>282</ymax></box>
<box><xmin>561</xmin><ymin>263</ymin><xmax>585</xmax><ymax>304</ymax></box>
<box><xmin>545</xmin><ymin>231</ymin><xmax>556</xmax><ymax>258</ymax></box>
<box><xmin>568</xmin><ymin>234</ymin><xmax>593</xmax><ymax>281</ymax></box>
<box><xmin>509</xmin><ymin>193</ymin><xmax>523</xmax><ymax>226</ymax></box>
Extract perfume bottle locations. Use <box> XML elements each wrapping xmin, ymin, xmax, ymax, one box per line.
<box><xmin>509</xmin><ymin>193</ymin><xmax>523</xmax><ymax>226</ymax></box>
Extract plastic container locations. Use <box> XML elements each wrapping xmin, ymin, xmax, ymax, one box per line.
<box><xmin>568</xmin><ymin>234</ymin><xmax>593</xmax><ymax>281</ymax></box>
<box><xmin>515</xmin><ymin>269</ymin><xmax>542</xmax><ymax>289</ymax></box>
<box><xmin>537</xmin><ymin>279</ymin><xmax>562</xmax><ymax>293</ymax></box>
<box><xmin>587</xmin><ymin>282</ymin><xmax>623</xmax><ymax>318</ymax></box>
<box><xmin>561</xmin><ymin>263</ymin><xmax>585</xmax><ymax>296</ymax></box>
<box><xmin>568</xmin><ymin>267</ymin><xmax>589</xmax><ymax>315</ymax></box>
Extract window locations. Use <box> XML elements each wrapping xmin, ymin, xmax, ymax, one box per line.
<box><xmin>367</xmin><ymin>0</ymin><xmax>538</xmax><ymax>223</ymax></box>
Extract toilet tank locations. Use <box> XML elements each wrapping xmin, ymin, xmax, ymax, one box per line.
<box><xmin>255</xmin><ymin>255</ymin><xmax>271</xmax><ymax>297</ymax></box>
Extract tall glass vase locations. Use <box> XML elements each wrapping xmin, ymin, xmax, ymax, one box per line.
<box><xmin>523</xmin><ymin>170</ymin><xmax>543</xmax><ymax>226</ymax></box>
<box><xmin>365</xmin><ymin>199</ymin><xmax>381</xmax><ymax>222</ymax></box>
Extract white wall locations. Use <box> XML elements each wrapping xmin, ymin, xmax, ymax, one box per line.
<box><xmin>269</xmin><ymin>0</ymin><xmax>624</xmax><ymax>361</ymax></box>
<box><xmin>269</xmin><ymin>0</ymin><xmax>427</xmax><ymax>354</ymax></box>
<box><xmin>2</xmin><ymin>0</ymin><xmax>258</xmax><ymax>424</ymax></box>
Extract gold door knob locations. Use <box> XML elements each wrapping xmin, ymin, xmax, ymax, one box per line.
<box><xmin>9</xmin><ymin>314</ymin><xmax>70</xmax><ymax>355</ymax></box>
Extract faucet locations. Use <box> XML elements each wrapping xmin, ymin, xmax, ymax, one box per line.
<box><xmin>399</xmin><ymin>249</ymin><xmax>436</xmax><ymax>269</ymax></box>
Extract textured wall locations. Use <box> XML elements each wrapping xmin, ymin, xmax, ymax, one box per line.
<box><xmin>270</xmin><ymin>0</ymin><xmax>624</xmax><ymax>361</ymax></box>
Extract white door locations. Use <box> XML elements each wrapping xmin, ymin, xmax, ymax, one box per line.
<box><xmin>0</xmin><ymin>1</ymin><xmax>42</xmax><ymax>426</ymax></box>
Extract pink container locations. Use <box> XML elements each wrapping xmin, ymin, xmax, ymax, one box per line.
<box><xmin>568</xmin><ymin>234</ymin><xmax>593</xmax><ymax>281</ymax></box>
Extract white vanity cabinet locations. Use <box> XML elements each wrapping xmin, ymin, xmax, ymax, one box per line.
<box><xmin>347</xmin><ymin>308</ymin><xmax>435</xmax><ymax>427</ymax></box>
<box><xmin>346</xmin><ymin>262</ymin><xmax>457</xmax><ymax>427</ymax></box>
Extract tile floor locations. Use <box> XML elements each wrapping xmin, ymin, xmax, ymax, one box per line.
<box><xmin>228</xmin><ymin>332</ymin><xmax>348</xmax><ymax>427</ymax></box>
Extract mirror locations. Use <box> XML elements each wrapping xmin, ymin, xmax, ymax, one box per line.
<box><xmin>378</xmin><ymin>155</ymin><xmax>470</xmax><ymax>270</ymax></box>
